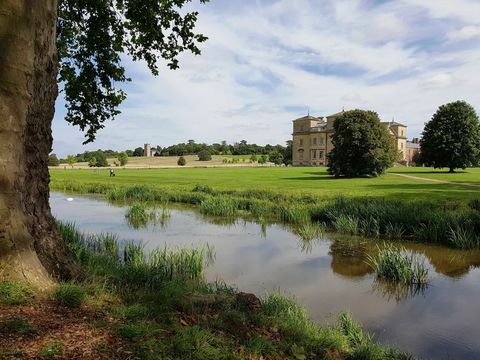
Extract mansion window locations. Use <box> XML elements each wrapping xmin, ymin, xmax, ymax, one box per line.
<box><xmin>312</xmin><ymin>150</ymin><xmax>317</xmax><ymax>159</ymax></box>
<box><xmin>299</xmin><ymin>139</ymin><xmax>303</xmax><ymax>146</ymax></box>
<box><xmin>300</xmin><ymin>125</ymin><xmax>305</xmax><ymax>132</ymax></box>
<box><xmin>299</xmin><ymin>149</ymin><xmax>304</xmax><ymax>160</ymax></box>
<box><xmin>318</xmin><ymin>137</ymin><xmax>324</xmax><ymax>145</ymax></box>
<box><xmin>313</xmin><ymin>137</ymin><xmax>317</xmax><ymax>145</ymax></box>
<box><xmin>319</xmin><ymin>151</ymin><xmax>324</xmax><ymax>159</ymax></box>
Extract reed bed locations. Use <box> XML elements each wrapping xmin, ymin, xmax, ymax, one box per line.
<box><xmin>57</xmin><ymin>221</ymin><xmax>208</xmax><ymax>289</ymax></box>
<box><xmin>52</xmin><ymin>180</ymin><xmax>480</xmax><ymax>248</ymax></box>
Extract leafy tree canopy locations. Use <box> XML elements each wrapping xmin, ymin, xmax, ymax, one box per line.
<box><xmin>66</xmin><ymin>154</ymin><xmax>77</xmax><ymax>167</ymax></box>
<box><xmin>48</xmin><ymin>154</ymin><xmax>60</xmax><ymax>166</ymax></box>
<box><xmin>268</xmin><ymin>151</ymin><xmax>284</xmax><ymax>165</ymax></box>
<box><xmin>133</xmin><ymin>147</ymin><xmax>144</xmax><ymax>157</ymax></box>
<box><xmin>327</xmin><ymin>110</ymin><xmax>397</xmax><ymax>177</ymax></box>
<box><xmin>177</xmin><ymin>156</ymin><xmax>186</xmax><ymax>166</ymax></box>
<box><xmin>118</xmin><ymin>152</ymin><xmax>129</xmax><ymax>166</ymax></box>
<box><xmin>197</xmin><ymin>149</ymin><xmax>212</xmax><ymax>161</ymax></box>
<box><xmin>420</xmin><ymin>101</ymin><xmax>480</xmax><ymax>172</ymax></box>
<box><xmin>57</xmin><ymin>0</ymin><xmax>209</xmax><ymax>144</ymax></box>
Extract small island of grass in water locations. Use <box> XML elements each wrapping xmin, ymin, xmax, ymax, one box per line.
<box><xmin>368</xmin><ymin>244</ymin><xmax>429</xmax><ymax>285</ymax></box>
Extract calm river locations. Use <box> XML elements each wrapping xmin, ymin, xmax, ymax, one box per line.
<box><xmin>51</xmin><ymin>192</ymin><xmax>480</xmax><ymax>359</ymax></box>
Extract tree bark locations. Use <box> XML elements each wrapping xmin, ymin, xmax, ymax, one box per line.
<box><xmin>0</xmin><ymin>0</ymin><xmax>82</xmax><ymax>290</ymax></box>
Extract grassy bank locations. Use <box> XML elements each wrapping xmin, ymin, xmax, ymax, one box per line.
<box><xmin>50</xmin><ymin>169</ymin><xmax>480</xmax><ymax>248</ymax></box>
<box><xmin>0</xmin><ymin>224</ymin><xmax>412</xmax><ymax>359</ymax></box>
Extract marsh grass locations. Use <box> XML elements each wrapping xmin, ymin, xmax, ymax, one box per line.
<box><xmin>293</xmin><ymin>222</ymin><xmax>324</xmax><ymax>241</ymax></box>
<box><xmin>385</xmin><ymin>222</ymin><xmax>406</xmax><ymax>240</ymax></box>
<box><xmin>448</xmin><ymin>226</ymin><xmax>479</xmax><ymax>249</ymax></box>
<box><xmin>58</xmin><ymin>222</ymin><xmax>209</xmax><ymax>289</ymax></box>
<box><xmin>260</xmin><ymin>292</ymin><xmax>410</xmax><ymax>358</ymax></box>
<box><xmin>468</xmin><ymin>198</ymin><xmax>480</xmax><ymax>212</ymax></box>
<box><xmin>200</xmin><ymin>197</ymin><xmax>237</xmax><ymax>217</ymax></box>
<box><xmin>334</xmin><ymin>214</ymin><xmax>360</xmax><ymax>235</ymax></box>
<box><xmin>367</xmin><ymin>244</ymin><xmax>429</xmax><ymax>285</ymax></box>
<box><xmin>53</xmin><ymin>180</ymin><xmax>480</xmax><ymax>248</ymax></box>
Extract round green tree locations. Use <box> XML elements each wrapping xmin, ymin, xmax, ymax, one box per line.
<box><xmin>118</xmin><ymin>152</ymin><xmax>129</xmax><ymax>166</ymax></box>
<box><xmin>177</xmin><ymin>156</ymin><xmax>187</xmax><ymax>166</ymax></box>
<box><xmin>420</xmin><ymin>101</ymin><xmax>480</xmax><ymax>172</ymax></box>
<box><xmin>268</xmin><ymin>151</ymin><xmax>284</xmax><ymax>165</ymax></box>
<box><xmin>48</xmin><ymin>154</ymin><xmax>60</xmax><ymax>167</ymax></box>
<box><xmin>327</xmin><ymin>110</ymin><xmax>397</xmax><ymax>177</ymax></box>
<box><xmin>66</xmin><ymin>154</ymin><xmax>76</xmax><ymax>168</ymax></box>
<box><xmin>197</xmin><ymin>150</ymin><xmax>212</xmax><ymax>161</ymax></box>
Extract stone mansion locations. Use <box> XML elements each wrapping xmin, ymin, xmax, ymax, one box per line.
<box><xmin>292</xmin><ymin>111</ymin><xmax>408</xmax><ymax>166</ymax></box>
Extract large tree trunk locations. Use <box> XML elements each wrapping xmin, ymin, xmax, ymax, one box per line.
<box><xmin>0</xmin><ymin>0</ymin><xmax>82</xmax><ymax>290</ymax></box>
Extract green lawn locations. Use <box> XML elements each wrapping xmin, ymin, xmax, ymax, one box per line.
<box><xmin>50</xmin><ymin>166</ymin><xmax>479</xmax><ymax>203</ymax></box>
<box><xmin>389</xmin><ymin>167</ymin><xmax>480</xmax><ymax>184</ymax></box>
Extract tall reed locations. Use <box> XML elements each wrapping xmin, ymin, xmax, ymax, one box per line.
<box><xmin>58</xmin><ymin>221</ymin><xmax>209</xmax><ymax>289</ymax></box>
<box><xmin>367</xmin><ymin>244</ymin><xmax>429</xmax><ymax>285</ymax></box>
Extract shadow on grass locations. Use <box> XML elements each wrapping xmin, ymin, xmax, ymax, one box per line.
<box><xmin>282</xmin><ymin>171</ymin><xmax>375</xmax><ymax>181</ymax></box>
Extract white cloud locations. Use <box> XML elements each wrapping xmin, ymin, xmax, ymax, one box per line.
<box><xmin>448</xmin><ymin>25</ymin><xmax>480</xmax><ymax>41</ymax></box>
<box><xmin>52</xmin><ymin>0</ymin><xmax>480</xmax><ymax>157</ymax></box>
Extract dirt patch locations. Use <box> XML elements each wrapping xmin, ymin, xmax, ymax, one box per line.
<box><xmin>0</xmin><ymin>301</ymin><xmax>132</xmax><ymax>360</ymax></box>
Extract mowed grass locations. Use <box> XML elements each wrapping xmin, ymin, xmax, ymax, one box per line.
<box><xmin>50</xmin><ymin>166</ymin><xmax>479</xmax><ymax>203</ymax></box>
<box><xmin>390</xmin><ymin>167</ymin><xmax>480</xmax><ymax>185</ymax></box>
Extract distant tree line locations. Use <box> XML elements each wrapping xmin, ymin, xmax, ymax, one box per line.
<box><xmin>48</xmin><ymin>140</ymin><xmax>293</xmax><ymax>167</ymax></box>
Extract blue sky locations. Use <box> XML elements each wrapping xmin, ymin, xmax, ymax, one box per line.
<box><xmin>52</xmin><ymin>0</ymin><xmax>480</xmax><ymax>157</ymax></box>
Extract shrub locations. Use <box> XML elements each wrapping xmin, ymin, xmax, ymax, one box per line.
<box><xmin>177</xmin><ymin>156</ymin><xmax>186</xmax><ymax>166</ymax></box>
<box><xmin>53</xmin><ymin>283</ymin><xmax>86</xmax><ymax>308</ymax></box>
<box><xmin>197</xmin><ymin>150</ymin><xmax>212</xmax><ymax>161</ymax></box>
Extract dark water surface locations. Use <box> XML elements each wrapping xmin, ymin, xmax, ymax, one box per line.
<box><xmin>51</xmin><ymin>192</ymin><xmax>480</xmax><ymax>359</ymax></box>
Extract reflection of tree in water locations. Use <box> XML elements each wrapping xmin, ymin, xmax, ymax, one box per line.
<box><xmin>328</xmin><ymin>236</ymin><xmax>480</xmax><ymax>279</ymax></box>
<box><xmin>329</xmin><ymin>239</ymin><xmax>373</xmax><ymax>277</ymax></box>
<box><xmin>371</xmin><ymin>279</ymin><xmax>428</xmax><ymax>302</ymax></box>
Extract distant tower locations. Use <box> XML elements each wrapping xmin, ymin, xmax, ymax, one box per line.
<box><xmin>144</xmin><ymin>143</ymin><xmax>152</xmax><ymax>157</ymax></box>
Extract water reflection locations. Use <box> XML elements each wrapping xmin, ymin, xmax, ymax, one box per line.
<box><xmin>371</xmin><ymin>280</ymin><xmax>428</xmax><ymax>303</ymax></box>
<box><xmin>51</xmin><ymin>192</ymin><xmax>480</xmax><ymax>359</ymax></box>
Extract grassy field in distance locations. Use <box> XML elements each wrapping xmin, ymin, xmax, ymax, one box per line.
<box><xmin>60</xmin><ymin>155</ymin><xmax>266</xmax><ymax>169</ymax></box>
<box><xmin>50</xmin><ymin>166</ymin><xmax>480</xmax><ymax>203</ymax></box>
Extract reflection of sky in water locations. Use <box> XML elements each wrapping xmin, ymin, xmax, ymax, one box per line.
<box><xmin>51</xmin><ymin>192</ymin><xmax>480</xmax><ymax>359</ymax></box>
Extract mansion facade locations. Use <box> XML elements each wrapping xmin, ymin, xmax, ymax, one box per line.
<box><xmin>292</xmin><ymin>111</ymin><xmax>408</xmax><ymax>166</ymax></box>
